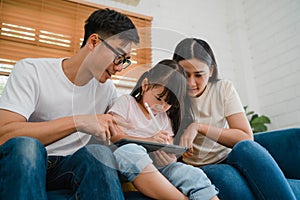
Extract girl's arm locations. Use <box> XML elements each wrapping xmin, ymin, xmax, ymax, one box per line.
<box><xmin>109</xmin><ymin>113</ymin><xmax>170</xmax><ymax>144</ymax></box>
<box><xmin>110</xmin><ymin>130</ymin><xmax>170</xmax><ymax>144</ymax></box>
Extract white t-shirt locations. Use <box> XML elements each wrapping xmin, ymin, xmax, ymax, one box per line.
<box><xmin>0</xmin><ymin>58</ymin><xmax>117</xmax><ymax>156</ymax></box>
<box><xmin>183</xmin><ymin>80</ymin><xmax>244</xmax><ymax>167</ymax></box>
<box><xmin>108</xmin><ymin>94</ymin><xmax>173</xmax><ymax>138</ymax></box>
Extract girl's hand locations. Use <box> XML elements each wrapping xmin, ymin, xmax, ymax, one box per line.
<box><xmin>150</xmin><ymin>130</ymin><xmax>170</xmax><ymax>143</ymax></box>
<box><xmin>151</xmin><ymin>150</ymin><xmax>176</xmax><ymax>167</ymax></box>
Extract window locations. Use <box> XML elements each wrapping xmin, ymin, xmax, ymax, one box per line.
<box><xmin>0</xmin><ymin>0</ymin><xmax>152</xmax><ymax>95</ymax></box>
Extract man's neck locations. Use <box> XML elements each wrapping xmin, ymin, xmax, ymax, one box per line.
<box><xmin>62</xmin><ymin>49</ymin><xmax>93</xmax><ymax>86</ymax></box>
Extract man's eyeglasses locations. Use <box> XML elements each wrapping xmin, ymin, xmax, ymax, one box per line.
<box><xmin>98</xmin><ymin>36</ymin><xmax>131</xmax><ymax>69</ymax></box>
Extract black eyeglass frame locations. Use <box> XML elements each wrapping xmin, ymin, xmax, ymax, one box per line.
<box><xmin>98</xmin><ymin>36</ymin><xmax>131</xmax><ymax>69</ymax></box>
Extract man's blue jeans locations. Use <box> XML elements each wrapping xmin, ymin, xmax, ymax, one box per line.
<box><xmin>202</xmin><ymin>128</ymin><xmax>300</xmax><ymax>200</ymax></box>
<box><xmin>0</xmin><ymin>136</ymin><xmax>47</xmax><ymax>199</ymax></box>
<box><xmin>0</xmin><ymin>136</ymin><xmax>124</xmax><ymax>200</ymax></box>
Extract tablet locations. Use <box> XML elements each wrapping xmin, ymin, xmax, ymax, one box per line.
<box><xmin>112</xmin><ymin>138</ymin><xmax>190</xmax><ymax>155</ymax></box>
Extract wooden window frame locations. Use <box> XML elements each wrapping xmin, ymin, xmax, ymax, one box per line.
<box><xmin>0</xmin><ymin>0</ymin><xmax>152</xmax><ymax>91</ymax></box>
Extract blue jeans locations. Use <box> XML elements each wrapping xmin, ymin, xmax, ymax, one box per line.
<box><xmin>0</xmin><ymin>137</ymin><xmax>48</xmax><ymax>199</ymax></box>
<box><xmin>114</xmin><ymin>143</ymin><xmax>218</xmax><ymax>200</ymax></box>
<box><xmin>202</xmin><ymin>128</ymin><xmax>300</xmax><ymax>200</ymax></box>
<box><xmin>0</xmin><ymin>136</ymin><xmax>124</xmax><ymax>200</ymax></box>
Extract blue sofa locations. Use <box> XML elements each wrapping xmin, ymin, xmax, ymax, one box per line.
<box><xmin>47</xmin><ymin>128</ymin><xmax>300</xmax><ymax>199</ymax></box>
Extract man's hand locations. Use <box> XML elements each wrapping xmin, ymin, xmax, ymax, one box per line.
<box><xmin>74</xmin><ymin>114</ymin><xmax>131</xmax><ymax>142</ymax></box>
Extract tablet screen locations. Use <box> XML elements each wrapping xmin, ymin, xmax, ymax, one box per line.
<box><xmin>112</xmin><ymin>138</ymin><xmax>189</xmax><ymax>155</ymax></box>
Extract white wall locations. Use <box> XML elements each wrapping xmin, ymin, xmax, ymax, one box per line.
<box><xmin>86</xmin><ymin>0</ymin><xmax>234</xmax><ymax>75</ymax></box>
<box><xmin>87</xmin><ymin>0</ymin><xmax>300</xmax><ymax>130</ymax></box>
<box><xmin>241</xmin><ymin>0</ymin><xmax>300</xmax><ymax>129</ymax></box>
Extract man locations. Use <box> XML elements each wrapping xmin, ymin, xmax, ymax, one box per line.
<box><xmin>0</xmin><ymin>8</ymin><xmax>139</xmax><ymax>199</ymax></box>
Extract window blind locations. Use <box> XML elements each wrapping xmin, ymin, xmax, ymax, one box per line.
<box><xmin>0</xmin><ymin>0</ymin><xmax>152</xmax><ymax>89</ymax></box>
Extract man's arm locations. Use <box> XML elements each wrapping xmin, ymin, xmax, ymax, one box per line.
<box><xmin>0</xmin><ymin>109</ymin><xmax>76</xmax><ymax>146</ymax></box>
<box><xmin>0</xmin><ymin>109</ymin><xmax>122</xmax><ymax>146</ymax></box>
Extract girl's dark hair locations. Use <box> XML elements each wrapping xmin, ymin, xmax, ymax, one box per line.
<box><xmin>130</xmin><ymin>59</ymin><xmax>194</xmax><ymax>144</ymax></box>
<box><xmin>173</xmin><ymin>38</ymin><xmax>219</xmax><ymax>82</ymax></box>
<box><xmin>81</xmin><ymin>8</ymin><xmax>140</xmax><ymax>47</ymax></box>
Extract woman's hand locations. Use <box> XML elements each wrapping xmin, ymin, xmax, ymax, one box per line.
<box><xmin>151</xmin><ymin>150</ymin><xmax>177</xmax><ymax>167</ymax></box>
<box><xmin>179</xmin><ymin>122</ymin><xmax>201</xmax><ymax>157</ymax></box>
<box><xmin>180</xmin><ymin>122</ymin><xmax>199</xmax><ymax>146</ymax></box>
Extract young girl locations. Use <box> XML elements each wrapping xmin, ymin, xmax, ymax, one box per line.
<box><xmin>173</xmin><ymin>38</ymin><xmax>298</xmax><ymax>199</ymax></box>
<box><xmin>109</xmin><ymin>59</ymin><xmax>219</xmax><ymax>200</ymax></box>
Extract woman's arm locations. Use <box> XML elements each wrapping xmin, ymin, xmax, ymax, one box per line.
<box><xmin>180</xmin><ymin>112</ymin><xmax>253</xmax><ymax>149</ymax></box>
<box><xmin>199</xmin><ymin>112</ymin><xmax>253</xmax><ymax>148</ymax></box>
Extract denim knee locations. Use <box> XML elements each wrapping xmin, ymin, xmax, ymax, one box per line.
<box><xmin>228</xmin><ymin>140</ymin><xmax>267</xmax><ymax>162</ymax></box>
<box><xmin>77</xmin><ymin>144</ymin><xmax>117</xmax><ymax>170</ymax></box>
<box><xmin>161</xmin><ymin>162</ymin><xmax>218</xmax><ymax>200</ymax></box>
<box><xmin>0</xmin><ymin>137</ymin><xmax>48</xmax><ymax>200</ymax></box>
<box><xmin>52</xmin><ymin>145</ymin><xmax>124</xmax><ymax>200</ymax></box>
<box><xmin>0</xmin><ymin>136</ymin><xmax>47</xmax><ymax>170</ymax></box>
<box><xmin>113</xmin><ymin>144</ymin><xmax>152</xmax><ymax>182</ymax></box>
<box><xmin>202</xmin><ymin>164</ymin><xmax>256</xmax><ymax>200</ymax></box>
<box><xmin>69</xmin><ymin>144</ymin><xmax>120</xmax><ymax>185</ymax></box>
<box><xmin>227</xmin><ymin>141</ymin><xmax>297</xmax><ymax>200</ymax></box>
<box><xmin>233</xmin><ymin>140</ymin><xmax>258</xmax><ymax>152</ymax></box>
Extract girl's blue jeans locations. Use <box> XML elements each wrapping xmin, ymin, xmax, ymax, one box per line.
<box><xmin>114</xmin><ymin>143</ymin><xmax>218</xmax><ymax>200</ymax></box>
<box><xmin>0</xmin><ymin>136</ymin><xmax>124</xmax><ymax>200</ymax></box>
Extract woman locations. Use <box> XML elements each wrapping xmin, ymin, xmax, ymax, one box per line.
<box><xmin>173</xmin><ymin>38</ymin><xmax>299</xmax><ymax>199</ymax></box>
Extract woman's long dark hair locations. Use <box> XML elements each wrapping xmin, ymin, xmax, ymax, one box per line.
<box><xmin>173</xmin><ymin>38</ymin><xmax>219</xmax><ymax>82</ymax></box>
<box><xmin>130</xmin><ymin>59</ymin><xmax>194</xmax><ymax>144</ymax></box>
